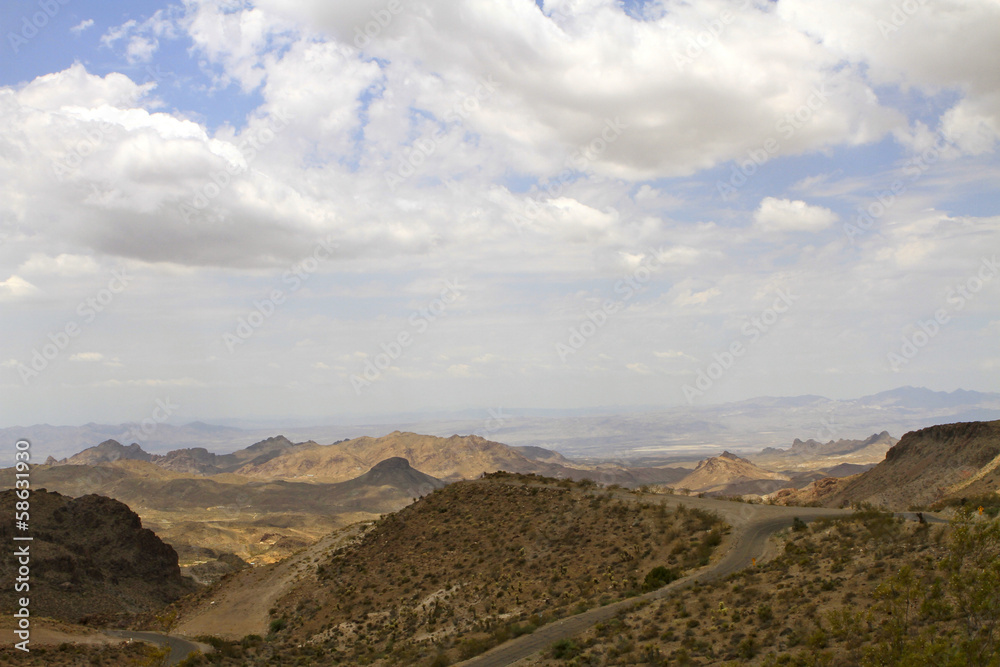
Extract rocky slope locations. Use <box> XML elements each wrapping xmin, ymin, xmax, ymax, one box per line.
<box><xmin>0</xmin><ymin>489</ymin><xmax>196</xmax><ymax>625</ymax></box>
<box><xmin>826</xmin><ymin>420</ymin><xmax>1000</xmax><ymax>509</ymax></box>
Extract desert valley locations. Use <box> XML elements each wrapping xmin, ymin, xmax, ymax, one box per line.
<box><xmin>2</xmin><ymin>391</ymin><xmax>999</xmax><ymax>666</ymax></box>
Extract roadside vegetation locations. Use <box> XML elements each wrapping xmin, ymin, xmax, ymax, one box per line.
<box><xmin>527</xmin><ymin>507</ymin><xmax>1000</xmax><ymax>666</ymax></box>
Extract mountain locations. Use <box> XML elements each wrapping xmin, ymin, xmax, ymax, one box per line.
<box><xmin>227</xmin><ymin>431</ymin><xmax>683</xmax><ymax>485</ymax></box>
<box><xmin>675</xmin><ymin>451</ymin><xmax>791</xmax><ymax>496</ymax></box>
<box><xmin>55</xmin><ymin>435</ymin><xmax>306</xmax><ymax>475</ymax></box>
<box><xmin>64</xmin><ymin>439</ymin><xmax>153</xmax><ymax>465</ymax></box>
<box><xmin>0</xmin><ymin>457</ymin><xmax>447</xmax><ymax>564</ymax></box>
<box><xmin>6</xmin><ymin>387</ymin><xmax>999</xmax><ymax>462</ymax></box>
<box><xmin>826</xmin><ymin>420</ymin><xmax>1000</xmax><ymax>509</ymax></box>
<box><xmin>751</xmin><ymin>431</ymin><xmax>897</xmax><ymax>470</ymax></box>
<box><xmin>334</xmin><ymin>456</ymin><xmax>446</xmax><ymax>498</ymax></box>
<box><xmin>0</xmin><ymin>489</ymin><xmax>196</xmax><ymax>625</ymax></box>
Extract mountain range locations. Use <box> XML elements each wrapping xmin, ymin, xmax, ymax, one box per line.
<box><xmin>5</xmin><ymin>386</ymin><xmax>998</xmax><ymax>461</ymax></box>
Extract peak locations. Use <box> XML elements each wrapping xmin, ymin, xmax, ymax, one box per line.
<box><xmin>718</xmin><ymin>451</ymin><xmax>741</xmax><ymax>460</ymax></box>
<box><xmin>369</xmin><ymin>457</ymin><xmax>412</xmax><ymax>471</ymax></box>
<box><xmin>96</xmin><ymin>439</ymin><xmax>124</xmax><ymax>448</ymax></box>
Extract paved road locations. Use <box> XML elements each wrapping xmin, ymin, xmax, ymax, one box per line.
<box><xmin>456</xmin><ymin>501</ymin><xmax>926</xmax><ymax>667</ymax></box>
<box><xmin>107</xmin><ymin>630</ymin><xmax>206</xmax><ymax>666</ymax></box>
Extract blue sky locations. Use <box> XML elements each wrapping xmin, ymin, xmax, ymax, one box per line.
<box><xmin>1</xmin><ymin>0</ymin><xmax>998</xmax><ymax>427</ymax></box>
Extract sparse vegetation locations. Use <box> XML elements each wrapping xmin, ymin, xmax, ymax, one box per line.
<box><xmin>528</xmin><ymin>508</ymin><xmax>1000</xmax><ymax>666</ymax></box>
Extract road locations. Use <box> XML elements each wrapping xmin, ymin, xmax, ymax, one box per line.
<box><xmin>106</xmin><ymin>630</ymin><xmax>208</xmax><ymax>666</ymax></box>
<box><xmin>456</xmin><ymin>497</ymin><xmax>924</xmax><ymax>667</ymax></box>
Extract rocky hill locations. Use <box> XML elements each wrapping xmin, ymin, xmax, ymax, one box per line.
<box><xmin>0</xmin><ymin>457</ymin><xmax>446</xmax><ymax>565</ymax></box>
<box><xmin>0</xmin><ymin>489</ymin><xmax>196</xmax><ymax>625</ymax></box>
<box><xmin>752</xmin><ymin>431</ymin><xmax>897</xmax><ymax>470</ymax></box>
<box><xmin>826</xmin><ymin>420</ymin><xmax>1000</xmax><ymax>509</ymax></box>
<box><xmin>63</xmin><ymin>439</ymin><xmax>153</xmax><ymax>465</ymax></box>
<box><xmin>162</xmin><ymin>473</ymin><xmax>727</xmax><ymax>665</ymax></box>
<box><xmin>59</xmin><ymin>435</ymin><xmax>306</xmax><ymax>475</ymax></box>
<box><xmin>334</xmin><ymin>456</ymin><xmax>446</xmax><ymax>498</ymax></box>
<box><xmin>675</xmin><ymin>451</ymin><xmax>791</xmax><ymax>495</ymax></box>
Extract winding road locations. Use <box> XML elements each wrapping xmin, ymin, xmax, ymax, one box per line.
<box><xmin>456</xmin><ymin>496</ymin><xmax>935</xmax><ymax>667</ymax></box>
<box><xmin>106</xmin><ymin>630</ymin><xmax>208</xmax><ymax>666</ymax></box>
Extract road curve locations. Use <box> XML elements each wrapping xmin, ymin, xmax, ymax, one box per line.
<box><xmin>455</xmin><ymin>505</ymin><xmax>855</xmax><ymax>667</ymax></box>
<box><xmin>106</xmin><ymin>630</ymin><xmax>207</xmax><ymax>666</ymax></box>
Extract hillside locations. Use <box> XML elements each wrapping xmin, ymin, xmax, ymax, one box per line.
<box><xmin>0</xmin><ymin>489</ymin><xmax>196</xmax><ymax>625</ymax></box>
<box><xmin>675</xmin><ymin>451</ymin><xmax>791</xmax><ymax>496</ymax></box>
<box><xmin>827</xmin><ymin>420</ymin><xmax>1000</xmax><ymax>509</ymax></box>
<box><xmin>162</xmin><ymin>473</ymin><xmax>728</xmax><ymax>665</ymax></box>
<box><xmin>524</xmin><ymin>508</ymin><xmax>1000</xmax><ymax>665</ymax></box>
<box><xmin>0</xmin><ymin>457</ymin><xmax>446</xmax><ymax>565</ymax></box>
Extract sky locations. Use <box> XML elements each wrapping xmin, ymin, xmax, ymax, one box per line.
<box><xmin>1</xmin><ymin>0</ymin><xmax>998</xmax><ymax>428</ymax></box>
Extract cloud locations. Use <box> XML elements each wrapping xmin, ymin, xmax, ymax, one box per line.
<box><xmin>754</xmin><ymin>197</ymin><xmax>838</xmax><ymax>232</ymax></box>
<box><xmin>70</xmin><ymin>352</ymin><xmax>104</xmax><ymax>362</ymax></box>
<box><xmin>70</xmin><ymin>19</ymin><xmax>95</xmax><ymax>35</ymax></box>
<box><xmin>0</xmin><ymin>275</ymin><xmax>39</xmax><ymax>301</ymax></box>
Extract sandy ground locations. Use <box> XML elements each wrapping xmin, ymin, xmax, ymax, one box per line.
<box><xmin>0</xmin><ymin>616</ymin><xmax>129</xmax><ymax>647</ymax></box>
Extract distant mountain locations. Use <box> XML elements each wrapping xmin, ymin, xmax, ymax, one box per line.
<box><xmin>227</xmin><ymin>431</ymin><xmax>683</xmax><ymax>485</ymax></box>
<box><xmin>54</xmin><ymin>435</ymin><xmax>309</xmax><ymax>476</ymax></box>
<box><xmin>827</xmin><ymin>420</ymin><xmax>1000</xmax><ymax>509</ymax></box>
<box><xmin>675</xmin><ymin>451</ymin><xmax>791</xmax><ymax>496</ymax></box>
<box><xmin>752</xmin><ymin>432</ymin><xmax>897</xmax><ymax>470</ymax></box>
<box><xmin>64</xmin><ymin>439</ymin><xmax>153</xmax><ymax>465</ymax></box>
<box><xmin>6</xmin><ymin>386</ymin><xmax>1000</xmax><ymax>461</ymax></box>
<box><xmin>0</xmin><ymin>489</ymin><xmax>196</xmax><ymax>625</ymax></box>
<box><xmin>855</xmin><ymin>387</ymin><xmax>1000</xmax><ymax>410</ymax></box>
<box><xmin>0</xmin><ymin>456</ymin><xmax>449</xmax><ymax>564</ymax></box>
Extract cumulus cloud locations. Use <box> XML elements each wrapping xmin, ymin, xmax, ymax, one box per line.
<box><xmin>754</xmin><ymin>197</ymin><xmax>838</xmax><ymax>232</ymax></box>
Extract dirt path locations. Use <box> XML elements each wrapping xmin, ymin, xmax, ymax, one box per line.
<box><xmin>172</xmin><ymin>522</ymin><xmax>370</xmax><ymax>639</ymax></box>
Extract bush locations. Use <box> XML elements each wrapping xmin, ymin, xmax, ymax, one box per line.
<box><xmin>550</xmin><ymin>639</ymin><xmax>581</xmax><ymax>659</ymax></box>
<box><xmin>643</xmin><ymin>566</ymin><xmax>679</xmax><ymax>591</ymax></box>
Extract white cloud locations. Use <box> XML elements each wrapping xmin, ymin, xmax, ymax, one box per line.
<box><xmin>70</xmin><ymin>19</ymin><xmax>95</xmax><ymax>35</ymax></box>
<box><xmin>754</xmin><ymin>197</ymin><xmax>838</xmax><ymax>232</ymax></box>
<box><xmin>0</xmin><ymin>275</ymin><xmax>39</xmax><ymax>301</ymax></box>
<box><xmin>70</xmin><ymin>352</ymin><xmax>104</xmax><ymax>362</ymax></box>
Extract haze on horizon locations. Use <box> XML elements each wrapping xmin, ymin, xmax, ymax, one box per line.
<box><xmin>1</xmin><ymin>0</ymin><xmax>998</xmax><ymax>428</ymax></box>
